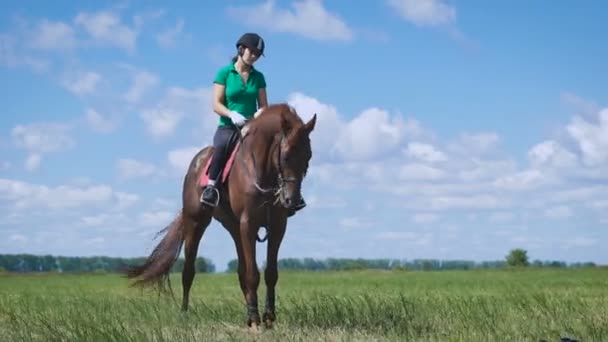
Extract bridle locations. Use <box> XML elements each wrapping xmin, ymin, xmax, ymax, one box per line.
<box><xmin>236</xmin><ymin>122</ymin><xmax>302</xmax><ymax>202</ymax></box>
<box><xmin>275</xmin><ymin>134</ymin><xmax>300</xmax><ymax>193</ymax></box>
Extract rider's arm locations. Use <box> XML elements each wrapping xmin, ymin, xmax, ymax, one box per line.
<box><xmin>257</xmin><ymin>87</ymin><xmax>268</xmax><ymax>110</ymax></box>
<box><xmin>212</xmin><ymin>83</ymin><xmax>232</xmax><ymax>118</ymax></box>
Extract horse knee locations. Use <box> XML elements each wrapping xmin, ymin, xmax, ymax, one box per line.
<box><xmin>247</xmin><ymin>268</ymin><xmax>260</xmax><ymax>287</ymax></box>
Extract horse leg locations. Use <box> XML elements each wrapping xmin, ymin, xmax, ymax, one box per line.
<box><xmin>213</xmin><ymin>208</ymin><xmax>252</xmax><ymax>323</ymax></box>
<box><xmin>226</xmin><ymin>228</ymin><xmax>247</xmax><ymax>298</ymax></box>
<box><xmin>263</xmin><ymin>214</ymin><xmax>287</xmax><ymax>329</ymax></box>
<box><xmin>240</xmin><ymin>220</ymin><xmax>261</xmax><ymax>328</ymax></box>
<box><xmin>181</xmin><ymin>213</ymin><xmax>211</xmax><ymax>312</ymax></box>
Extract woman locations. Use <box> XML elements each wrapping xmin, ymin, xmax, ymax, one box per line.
<box><xmin>200</xmin><ymin>32</ymin><xmax>306</xmax><ymax>216</ymax></box>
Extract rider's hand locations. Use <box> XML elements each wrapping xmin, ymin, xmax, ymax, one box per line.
<box><xmin>229</xmin><ymin>111</ymin><xmax>247</xmax><ymax>126</ymax></box>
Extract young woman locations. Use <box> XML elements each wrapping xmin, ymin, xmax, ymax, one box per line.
<box><xmin>200</xmin><ymin>32</ymin><xmax>306</xmax><ymax>216</ymax></box>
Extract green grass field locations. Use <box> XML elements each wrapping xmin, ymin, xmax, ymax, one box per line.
<box><xmin>1</xmin><ymin>268</ymin><xmax>606</xmax><ymax>341</ymax></box>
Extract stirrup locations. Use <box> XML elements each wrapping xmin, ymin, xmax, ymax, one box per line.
<box><xmin>200</xmin><ymin>186</ymin><xmax>220</xmax><ymax>207</ymax></box>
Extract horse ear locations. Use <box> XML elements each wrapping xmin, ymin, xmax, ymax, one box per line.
<box><xmin>304</xmin><ymin>113</ymin><xmax>317</xmax><ymax>134</ymax></box>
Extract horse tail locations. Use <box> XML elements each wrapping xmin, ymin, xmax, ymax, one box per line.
<box><xmin>125</xmin><ymin>209</ymin><xmax>185</xmax><ymax>293</ymax></box>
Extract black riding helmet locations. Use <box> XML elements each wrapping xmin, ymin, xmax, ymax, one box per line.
<box><xmin>236</xmin><ymin>32</ymin><xmax>265</xmax><ymax>56</ymax></box>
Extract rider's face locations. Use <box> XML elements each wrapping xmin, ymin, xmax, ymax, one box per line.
<box><xmin>242</xmin><ymin>47</ymin><xmax>260</xmax><ymax>65</ymax></box>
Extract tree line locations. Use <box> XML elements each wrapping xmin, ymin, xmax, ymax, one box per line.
<box><xmin>0</xmin><ymin>254</ymin><xmax>215</xmax><ymax>273</ymax></box>
<box><xmin>226</xmin><ymin>256</ymin><xmax>597</xmax><ymax>272</ymax></box>
<box><xmin>0</xmin><ymin>250</ymin><xmax>598</xmax><ymax>274</ymax></box>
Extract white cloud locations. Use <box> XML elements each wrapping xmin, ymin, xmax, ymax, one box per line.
<box><xmin>426</xmin><ymin>194</ymin><xmax>508</xmax><ymax>211</ymax></box>
<box><xmin>399</xmin><ymin>163</ymin><xmax>445</xmax><ymax>181</ymax></box>
<box><xmin>114</xmin><ymin>192</ymin><xmax>140</xmax><ymax>211</ymax></box>
<box><xmin>125</xmin><ymin>70</ymin><xmax>159</xmax><ymax>104</ymax></box>
<box><xmin>590</xmin><ymin>200</ymin><xmax>608</xmax><ymax>210</ymax></box>
<box><xmin>412</xmin><ymin>213</ymin><xmax>439</xmax><ymax>223</ymax></box>
<box><xmin>492</xmin><ymin>169</ymin><xmax>547</xmax><ymax>191</ymax></box>
<box><xmin>566</xmin><ymin>108</ymin><xmax>608</xmax><ymax>166</ymax></box>
<box><xmin>74</xmin><ymin>10</ymin><xmax>138</xmax><ymax>53</ymax></box>
<box><xmin>528</xmin><ymin>140</ymin><xmax>578</xmax><ymax>169</ymax></box>
<box><xmin>448</xmin><ymin>132</ymin><xmax>501</xmax><ymax>156</ymax></box>
<box><xmin>456</xmin><ymin>159</ymin><xmax>517</xmax><ymax>182</ymax></box>
<box><xmin>387</xmin><ymin>0</ymin><xmax>456</xmax><ymax>27</ymax></box>
<box><xmin>339</xmin><ymin>217</ymin><xmax>374</xmax><ymax>229</ymax></box>
<box><xmin>404</xmin><ymin>142</ymin><xmax>447</xmax><ymax>163</ymax></box>
<box><xmin>116</xmin><ymin>158</ymin><xmax>160</xmax><ymax>180</ymax></box>
<box><xmin>140</xmin><ymin>108</ymin><xmax>182</xmax><ymax>139</ymax></box>
<box><xmin>560</xmin><ymin>92</ymin><xmax>600</xmax><ymax>119</ymax></box>
<box><xmin>286</xmin><ymin>92</ymin><xmax>343</xmax><ymax>161</ymax></box>
<box><xmin>85</xmin><ymin>108</ymin><xmax>116</xmax><ymax>133</ymax></box>
<box><xmin>545</xmin><ymin>186</ymin><xmax>608</xmax><ymax>206</ymax></box>
<box><xmin>306</xmin><ymin>194</ymin><xmax>347</xmax><ymax>209</ymax></box>
<box><xmin>81</xmin><ymin>214</ymin><xmax>111</xmax><ymax>227</ymax></box>
<box><xmin>0</xmin><ymin>178</ymin><xmax>138</xmax><ymax>211</ymax></box>
<box><xmin>156</xmin><ymin>18</ymin><xmax>184</xmax><ymax>49</ymax></box>
<box><xmin>62</xmin><ymin>71</ymin><xmax>102</xmax><ymax>95</ymax></box>
<box><xmin>9</xmin><ymin>234</ymin><xmax>27</xmax><ymax>243</ymax></box>
<box><xmin>227</xmin><ymin>0</ymin><xmax>354</xmax><ymax>41</ymax></box>
<box><xmin>334</xmin><ymin>107</ymin><xmax>407</xmax><ymax>161</ymax></box>
<box><xmin>168</xmin><ymin>146</ymin><xmax>201</xmax><ymax>174</ymax></box>
<box><xmin>25</xmin><ymin>154</ymin><xmax>41</xmax><ymax>172</ymax></box>
<box><xmin>0</xmin><ymin>33</ymin><xmax>49</xmax><ymax>72</ymax></box>
<box><xmin>28</xmin><ymin>19</ymin><xmax>76</xmax><ymax>50</ymax></box>
<box><xmin>153</xmin><ymin>197</ymin><xmax>176</xmax><ymax>209</ymax></box>
<box><xmin>11</xmin><ymin>122</ymin><xmax>74</xmax><ymax>170</ymax></box>
<box><xmin>544</xmin><ymin>205</ymin><xmax>573</xmax><ymax>220</ymax></box>
<box><xmin>564</xmin><ymin>237</ymin><xmax>597</xmax><ymax>248</ymax></box>
<box><xmin>11</xmin><ymin>122</ymin><xmax>73</xmax><ymax>153</ymax></box>
<box><xmin>374</xmin><ymin>231</ymin><xmax>433</xmax><ymax>246</ymax></box>
<box><xmin>138</xmin><ymin>210</ymin><xmax>174</xmax><ymax>227</ymax></box>
<box><xmin>375</xmin><ymin>231</ymin><xmax>419</xmax><ymax>240</ymax></box>
<box><xmin>139</xmin><ymin>86</ymin><xmax>213</xmax><ymax>139</ymax></box>
<box><xmin>285</xmin><ymin>93</ymin><xmax>607</xmax><ymax>236</ymax></box>
<box><xmin>488</xmin><ymin>211</ymin><xmax>514</xmax><ymax>223</ymax></box>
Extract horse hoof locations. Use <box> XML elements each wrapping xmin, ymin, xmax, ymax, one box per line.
<box><xmin>248</xmin><ymin>322</ymin><xmax>262</xmax><ymax>334</ymax></box>
<box><xmin>262</xmin><ymin>312</ymin><xmax>275</xmax><ymax>329</ymax></box>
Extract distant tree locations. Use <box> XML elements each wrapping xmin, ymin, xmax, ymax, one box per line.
<box><xmin>506</xmin><ymin>248</ymin><xmax>529</xmax><ymax>267</ymax></box>
<box><xmin>226</xmin><ymin>259</ymin><xmax>238</xmax><ymax>273</ymax></box>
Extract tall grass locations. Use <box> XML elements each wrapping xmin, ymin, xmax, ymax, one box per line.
<box><xmin>1</xmin><ymin>268</ymin><xmax>606</xmax><ymax>341</ymax></box>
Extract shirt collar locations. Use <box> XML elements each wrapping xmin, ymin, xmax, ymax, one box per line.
<box><xmin>229</xmin><ymin>62</ymin><xmax>255</xmax><ymax>73</ymax></box>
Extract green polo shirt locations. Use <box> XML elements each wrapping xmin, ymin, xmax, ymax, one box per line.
<box><xmin>213</xmin><ymin>63</ymin><xmax>266</xmax><ymax>127</ymax></box>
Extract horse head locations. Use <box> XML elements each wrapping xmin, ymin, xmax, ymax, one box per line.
<box><xmin>271</xmin><ymin>106</ymin><xmax>316</xmax><ymax>210</ymax></box>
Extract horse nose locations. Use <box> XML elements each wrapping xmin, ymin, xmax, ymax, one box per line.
<box><xmin>284</xmin><ymin>196</ymin><xmax>293</xmax><ymax>208</ymax></box>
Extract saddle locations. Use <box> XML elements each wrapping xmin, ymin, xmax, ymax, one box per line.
<box><xmin>199</xmin><ymin>124</ymin><xmax>249</xmax><ymax>187</ymax></box>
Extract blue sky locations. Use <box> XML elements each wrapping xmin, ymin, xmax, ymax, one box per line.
<box><xmin>1</xmin><ymin>0</ymin><xmax>607</xmax><ymax>270</ymax></box>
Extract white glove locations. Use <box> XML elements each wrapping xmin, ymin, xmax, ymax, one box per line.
<box><xmin>229</xmin><ymin>111</ymin><xmax>247</xmax><ymax>126</ymax></box>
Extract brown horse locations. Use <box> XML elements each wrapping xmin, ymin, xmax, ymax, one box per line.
<box><xmin>126</xmin><ymin>103</ymin><xmax>316</xmax><ymax>329</ymax></box>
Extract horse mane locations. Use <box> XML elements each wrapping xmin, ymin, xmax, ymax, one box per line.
<box><xmin>248</xmin><ymin>103</ymin><xmax>304</xmax><ymax>139</ymax></box>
